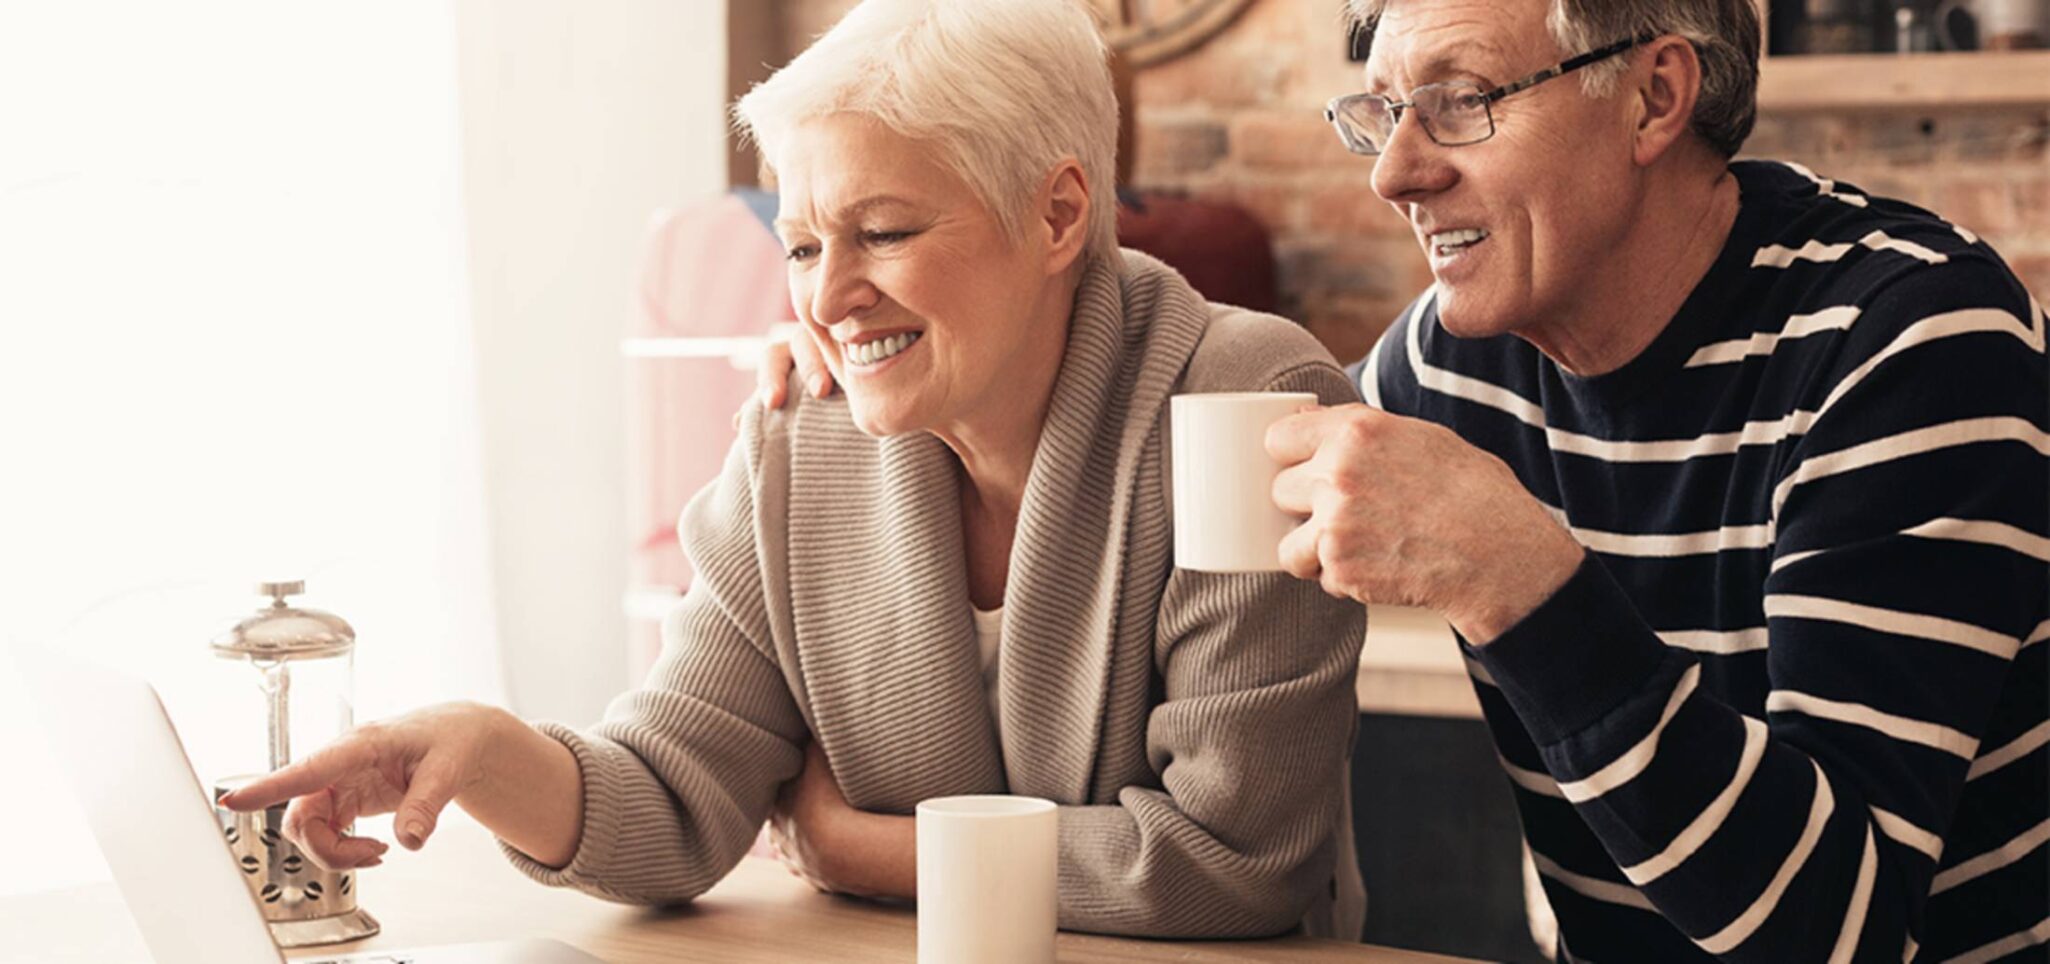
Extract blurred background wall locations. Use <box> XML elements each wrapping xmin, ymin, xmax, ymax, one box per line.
<box><xmin>452</xmin><ymin>0</ymin><xmax>732</xmax><ymax>726</ymax></box>
<box><xmin>0</xmin><ymin>0</ymin><xmax>737</xmax><ymax>897</ymax></box>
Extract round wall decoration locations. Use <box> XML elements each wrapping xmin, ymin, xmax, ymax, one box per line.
<box><xmin>1087</xmin><ymin>0</ymin><xmax>1257</xmax><ymax>68</ymax></box>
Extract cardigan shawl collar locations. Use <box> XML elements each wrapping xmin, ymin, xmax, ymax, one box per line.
<box><xmin>775</xmin><ymin>251</ymin><xmax>1210</xmax><ymax>812</ymax></box>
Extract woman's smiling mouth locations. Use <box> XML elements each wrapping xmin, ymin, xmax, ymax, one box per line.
<box><xmin>843</xmin><ymin>331</ymin><xmax>923</xmax><ymax>368</ymax></box>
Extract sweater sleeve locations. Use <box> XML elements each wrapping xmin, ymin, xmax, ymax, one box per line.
<box><xmin>1467</xmin><ymin>259</ymin><xmax>2048</xmax><ymax>961</ymax></box>
<box><xmin>1054</xmin><ymin>359</ymin><xmax>1368</xmax><ymax>938</ymax></box>
<box><xmin>499</xmin><ymin>410</ymin><xmax>809</xmax><ymax>903</ymax></box>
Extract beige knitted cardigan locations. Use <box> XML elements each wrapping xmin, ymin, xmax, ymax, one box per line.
<box><xmin>506</xmin><ymin>250</ymin><xmax>1368</xmax><ymax>939</ymax></box>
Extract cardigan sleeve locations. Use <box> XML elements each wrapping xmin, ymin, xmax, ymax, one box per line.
<box><xmin>1055</xmin><ymin>357</ymin><xmax>1368</xmax><ymax>938</ymax></box>
<box><xmin>498</xmin><ymin>409</ymin><xmax>809</xmax><ymax>903</ymax></box>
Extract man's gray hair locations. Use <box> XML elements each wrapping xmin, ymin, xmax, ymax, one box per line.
<box><xmin>1346</xmin><ymin>0</ymin><xmax>1760</xmax><ymax>158</ymax></box>
<box><xmin>735</xmin><ymin>0</ymin><xmax>1121</xmax><ymax>260</ymax></box>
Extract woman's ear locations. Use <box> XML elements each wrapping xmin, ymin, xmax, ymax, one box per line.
<box><xmin>1039</xmin><ymin>158</ymin><xmax>1091</xmax><ymax>276</ymax></box>
<box><xmin>1632</xmin><ymin>36</ymin><xmax>1704</xmax><ymax>168</ymax></box>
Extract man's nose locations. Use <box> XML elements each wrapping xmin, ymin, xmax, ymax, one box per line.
<box><xmin>1370</xmin><ymin>110</ymin><xmax>1458</xmax><ymax>205</ymax></box>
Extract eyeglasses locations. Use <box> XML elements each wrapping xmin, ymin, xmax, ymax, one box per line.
<box><xmin>1324</xmin><ymin>31</ymin><xmax>1658</xmax><ymax>156</ymax></box>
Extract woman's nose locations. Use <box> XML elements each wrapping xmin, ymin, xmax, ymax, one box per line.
<box><xmin>809</xmin><ymin>247</ymin><xmax>880</xmax><ymax>327</ymax></box>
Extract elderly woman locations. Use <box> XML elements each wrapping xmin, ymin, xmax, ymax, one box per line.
<box><xmin>226</xmin><ymin>0</ymin><xmax>1364</xmax><ymax>940</ymax></box>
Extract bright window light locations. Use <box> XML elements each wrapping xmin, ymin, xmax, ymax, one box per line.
<box><xmin>0</xmin><ymin>1</ymin><xmax>497</xmax><ymax>897</ymax></box>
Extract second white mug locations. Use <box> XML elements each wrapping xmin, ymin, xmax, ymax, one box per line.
<box><xmin>915</xmin><ymin>795</ymin><xmax>1058</xmax><ymax>963</ymax></box>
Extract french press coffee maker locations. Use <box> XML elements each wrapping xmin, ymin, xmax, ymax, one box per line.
<box><xmin>208</xmin><ymin>580</ymin><xmax>380</xmax><ymax>947</ymax></box>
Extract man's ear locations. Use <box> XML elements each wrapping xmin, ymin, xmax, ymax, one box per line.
<box><xmin>1038</xmin><ymin>158</ymin><xmax>1091</xmax><ymax>276</ymax></box>
<box><xmin>1632</xmin><ymin>36</ymin><xmax>1704</xmax><ymax>168</ymax></box>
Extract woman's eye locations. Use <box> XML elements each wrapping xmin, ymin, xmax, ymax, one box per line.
<box><xmin>862</xmin><ymin>230</ymin><xmax>914</xmax><ymax>245</ymax></box>
<box><xmin>785</xmin><ymin>244</ymin><xmax>818</xmax><ymax>262</ymax></box>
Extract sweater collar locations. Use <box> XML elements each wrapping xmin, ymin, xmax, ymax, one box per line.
<box><xmin>998</xmin><ymin>249</ymin><xmax>1212</xmax><ymax>801</ymax></box>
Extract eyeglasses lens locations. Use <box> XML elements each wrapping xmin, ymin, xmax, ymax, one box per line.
<box><xmin>1414</xmin><ymin>84</ymin><xmax>1493</xmax><ymax>147</ymax></box>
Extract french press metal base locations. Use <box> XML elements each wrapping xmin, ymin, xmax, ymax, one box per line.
<box><xmin>215</xmin><ymin>780</ymin><xmax>380</xmax><ymax>947</ymax></box>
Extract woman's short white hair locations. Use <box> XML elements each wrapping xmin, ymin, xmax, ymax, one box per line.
<box><xmin>735</xmin><ymin>0</ymin><xmax>1121</xmax><ymax>261</ymax></box>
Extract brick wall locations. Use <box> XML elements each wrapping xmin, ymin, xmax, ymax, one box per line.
<box><xmin>769</xmin><ymin>0</ymin><xmax>2048</xmax><ymax>366</ymax></box>
<box><xmin>1126</xmin><ymin>0</ymin><xmax>1416</xmax><ymax>363</ymax></box>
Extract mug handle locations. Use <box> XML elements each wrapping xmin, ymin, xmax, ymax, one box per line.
<box><xmin>1935</xmin><ymin>0</ymin><xmax>1976</xmax><ymax>49</ymax></box>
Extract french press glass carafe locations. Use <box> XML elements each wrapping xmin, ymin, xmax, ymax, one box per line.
<box><xmin>208</xmin><ymin>580</ymin><xmax>379</xmax><ymax>947</ymax></box>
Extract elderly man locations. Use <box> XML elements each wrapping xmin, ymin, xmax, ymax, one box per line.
<box><xmin>1269</xmin><ymin>0</ymin><xmax>2047</xmax><ymax>960</ymax></box>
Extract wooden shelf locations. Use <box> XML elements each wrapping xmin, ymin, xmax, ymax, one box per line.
<box><xmin>623</xmin><ymin>585</ymin><xmax>685</xmax><ymax>622</ymax></box>
<box><xmin>619</xmin><ymin>324</ymin><xmax>798</xmax><ymax>367</ymax></box>
<box><xmin>620</xmin><ymin>335</ymin><xmax>770</xmax><ymax>366</ymax></box>
<box><xmin>1758</xmin><ymin>50</ymin><xmax>2050</xmax><ymax>111</ymax></box>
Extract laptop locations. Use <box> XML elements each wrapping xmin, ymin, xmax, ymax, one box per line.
<box><xmin>13</xmin><ymin>641</ymin><xmax>605</xmax><ymax>964</ymax></box>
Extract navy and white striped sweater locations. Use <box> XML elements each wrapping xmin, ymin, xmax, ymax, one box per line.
<box><xmin>1355</xmin><ymin>160</ymin><xmax>2047</xmax><ymax>962</ymax></box>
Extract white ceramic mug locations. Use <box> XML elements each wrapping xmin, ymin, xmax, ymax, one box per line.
<box><xmin>1938</xmin><ymin>0</ymin><xmax>2048</xmax><ymax>49</ymax></box>
<box><xmin>1170</xmin><ymin>392</ymin><xmax>1317</xmax><ymax>573</ymax></box>
<box><xmin>915</xmin><ymin>795</ymin><xmax>1058</xmax><ymax>963</ymax></box>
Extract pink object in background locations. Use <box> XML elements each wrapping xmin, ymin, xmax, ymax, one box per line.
<box><xmin>626</xmin><ymin>191</ymin><xmax>795</xmax><ymax>677</ymax></box>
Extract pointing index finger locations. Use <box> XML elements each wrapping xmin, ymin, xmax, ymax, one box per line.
<box><xmin>219</xmin><ymin>739</ymin><xmax>374</xmax><ymax>812</ymax></box>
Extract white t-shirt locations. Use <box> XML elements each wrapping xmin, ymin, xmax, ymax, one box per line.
<box><xmin>973</xmin><ymin>605</ymin><xmax>1003</xmax><ymax>735</ymax></box>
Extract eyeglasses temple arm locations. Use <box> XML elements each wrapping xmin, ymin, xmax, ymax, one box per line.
<box><xmin>1479</xmin><ymin>30</ymin><xmax>1660</xmax><ymax>104</ymax></box>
